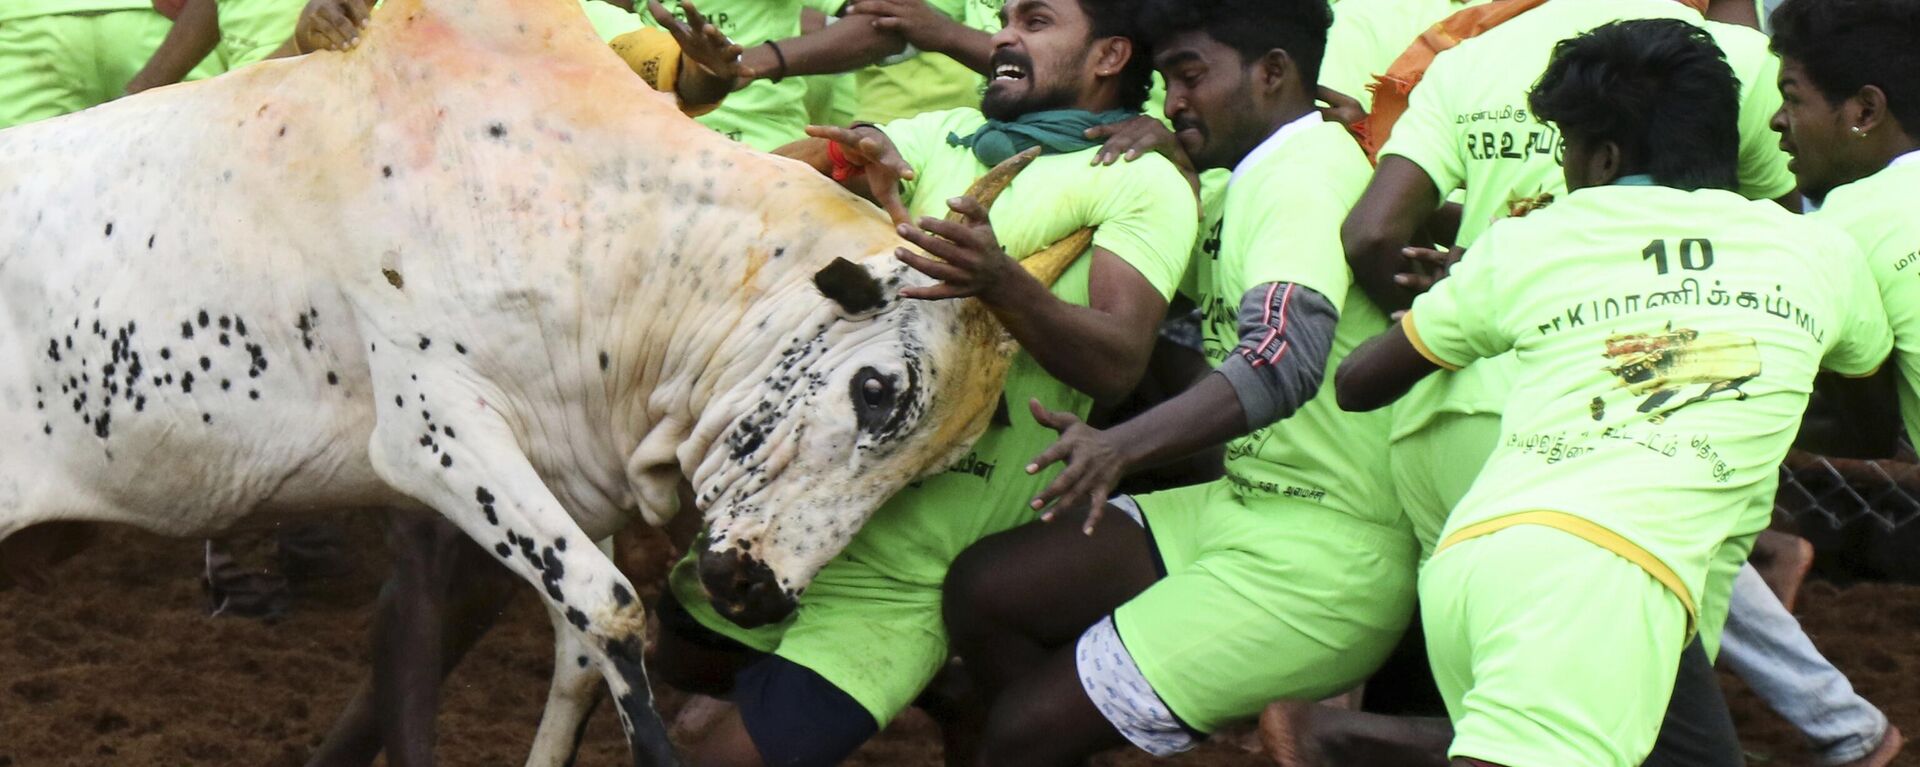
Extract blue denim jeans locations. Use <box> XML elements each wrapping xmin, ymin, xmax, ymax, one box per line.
<box><xmin>1720</xmin><ymin>564</ymin><xmax>1889</xmax><ymax>765</ymax></box>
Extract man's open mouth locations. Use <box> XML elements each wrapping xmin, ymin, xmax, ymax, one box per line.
<box><xmin>994</xmin><ymin>62</ymin><xmax>1029</xmax><ymax>82</ymax></box>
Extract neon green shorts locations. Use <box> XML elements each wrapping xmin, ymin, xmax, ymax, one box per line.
<box><xmin>1114</xmin><ymin>479</ymin><xmax>1417</xmax><ymax>733</ymax></box>
<box><xmin>1389</xmin><ymin>410</ymin><xmax>1501</xmax><ymax>563</ymax></box>
<box><xmin>1421</xmin><ymin>523</ymin><xmax>1690</xmax><ymax>767</ymax></box>
<box><xmin>0</xmin><ymin>9</ymin><xmax>225</xmax><ymax>129</ymax></box>
<box><xmin>669</xmin><ymin>546</ymin><xmax>946</xmax><ymax>727</ymax></box>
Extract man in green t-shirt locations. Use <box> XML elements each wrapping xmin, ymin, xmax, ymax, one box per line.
<box><xmin>1765</xmin><ymin>6</ymin><xmax>1919</xmax><ymax>764</ymax></box>
<box><xmin>1774</xmin><ymin>0</ymin><xmax>1920</xmax><ymax>457</ymax></box>
<box><xmin>647</xmin><ymin>1</ymin><xmax>1197</xmax><ymax>765</ymax></box>
<box><xmin>936</xmin><ymin>1</ymin><xmax>1419</xmax><ymax>762</ymax></box>
<box><xmin>1319</xmin><ymin>0</ymin><xmax>1488</xmax><ymax>111</ymax></box>
<box><xmin>1326</xmin><ymin>10</ymin><xmax>1798</xmax><ymax>762</ymax></box>
<box><xmin>1336</xmin><ymin>20</ymin><xmax>1892</xmax><ymax>767</ymax></box>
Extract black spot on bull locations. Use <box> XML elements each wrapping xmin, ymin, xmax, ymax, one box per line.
<box><xmin>565</xmin><ymin>606</ymin><xmax>590</xmax><ymax>630</ymax></box>
<box><xmin>540</xmin><ymin>547</ymin><xmax>566</xmax><ymax>602</ymax></box>
<box><xmin>612</xmin><ymin>583</ymin><xmax>633</xmax><ymax>608</ymax></box>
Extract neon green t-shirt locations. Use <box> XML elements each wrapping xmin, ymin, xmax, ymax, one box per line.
<box><xmin>1377</xmin><ymin>0</ymin><xmax>1797</xmax><ymax>441</ymax></box>
<box><xmin>580</xmin><ymin>0</ymin><xmax>643</xmax><ymax>40</ymax></box>
<box><xmin>212</xmin><ymin>0</ymin><xmax>305</xmax><ymax>67</ymax></box>
<box><xmin>0</xmin><ymin>0</ymin><xmax>151</xmax><ymax>23</ymax></box>
<box><xmin>1192</xmin><ymin>117</ymin><xmax>1401</xmax><ymax>530</ymax></box>
<box><xmin>830</xmin><ymin>107</ymin><xmax>1197</xmax><ymax>586</ymax></box>
<box><xmin>1407</xmin><ymin>184</ymin><xmax>1891</xmax><ymax>614</ymax></box>
<box><xmin>1814</xmin><ymin>157</ymin><xmax>1920</xmax><ymax>450</ymax></box>
<box><xmin>1320</xmin><ymin>0</ymin><xmax>1489</xmax><ymax>112</ymax></box>
<box><xmin>797</xmin><ymin>0</ymin><xmax>856</xmax><ymax>126</ymax></box>
<box><xmin>836</xmin><ymin>0</ymin><xmax>1001</xmax><ymax>125</ymax></box>
<box><xmin>647</xmin><ymin>0</ymin><xmax>809</xmax><ymax>151</ymax></box>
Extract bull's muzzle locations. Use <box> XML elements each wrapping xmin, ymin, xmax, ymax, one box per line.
<box><xmin>697</xmin><ymin>546</ymin><xmax>796</xmax><ymax>629</ymax></box>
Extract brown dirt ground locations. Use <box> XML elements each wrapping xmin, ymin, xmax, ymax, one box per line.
<box><xmin>0</xmin><ymin>521</ymin><xmax>1913</xmax><ymax>767</ymax></box>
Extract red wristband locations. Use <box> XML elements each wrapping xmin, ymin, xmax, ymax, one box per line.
<box><xmin>827</xmin><ymin>139</ymin><xmax>865</xmax><ymax>183</ymax></box>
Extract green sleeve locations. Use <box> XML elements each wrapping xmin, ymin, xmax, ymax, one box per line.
<box><xmin>1320</xmin><ymin>6</ymin><xmax>1384</xmax><ymax>111</ymax></box>
<box><xmin>1825</xmin><ymin>234</ymin><xmax>1896</xmax><ymax>377</ymax></box>
<box><xmin>1406</xmin><ymin>231</ymin><xmax>1510</xmax><ymax>369</ymax></box>
<box><xmin>1085</xmin><ymin>157</ymin><xmax>1199</xmax><ymax>299</ymax></box>
<box><xmin>879</xmin><ymin>109</ymin><xmax>961</xmax><ymax>208</ymax></box>
<box><xmin>1734</xmin><ymin>52</ymin><xmax>1795</xmax><ymax>202</ymax></box>
<box><xmin>803</xmin><ymin>0</ymin><xmax>847</xmax><ymax>14</ymax></box>
<box><xmin>1222</xmin><ymin>160</ymin><xmax>1355</xmax><ymax>302</ymax></box>
<box><xmin>1378</xmin><ymin>52</ymin><xmax>1465</xmax><ymax>197</ymax></box>
<box><xmin>961</xmin><ymin>0</ymin><xmax>1003</xmax><ymax>33</ymax></box>
<box><xmin>581</xmin><ymin>0</ymin><xmax>642</xmax><ymax>41</ymax></box>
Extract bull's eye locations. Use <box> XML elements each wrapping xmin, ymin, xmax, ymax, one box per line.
<box><xmin>850</xmin><ymin>367</ymin><xmax>898</xmax><ymax>431</ymax></box>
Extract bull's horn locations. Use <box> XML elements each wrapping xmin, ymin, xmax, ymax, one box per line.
<box><xmin>949</xmin><ymin>147</ymin><xmax>1043</xmax><ymax>222</ymax></box>
<box><xmin>1019</xmin><ymin>228</ymin><xmax>1094</xmax><ymax>288</ymax></box>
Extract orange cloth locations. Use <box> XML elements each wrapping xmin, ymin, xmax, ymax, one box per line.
<box><xmin>1358</xmin><ymin>0</ymin><xmax>1713</xmax><ymax>161</ymax></box>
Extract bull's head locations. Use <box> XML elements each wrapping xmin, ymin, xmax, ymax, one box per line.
<box><xmin>689</xmin><ymin>150</ymin><xmax>1085</xmax><ymax>626</ymax></box>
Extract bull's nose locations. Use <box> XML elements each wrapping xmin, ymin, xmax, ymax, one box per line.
<box><xmin>697</xmin><ymin>546</ymin><xmax>797</xmax><ymax>629</ymax></box>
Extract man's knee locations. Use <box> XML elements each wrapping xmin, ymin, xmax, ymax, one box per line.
<box><xmin>731</xmin><ymin>656</ymin><xmax>877</xmax><ymax>767</ymax></box>
<box><xmin>943</xmin><ymin>531</ymin><xmax>1022</xmax><ymax>637</ymax></box>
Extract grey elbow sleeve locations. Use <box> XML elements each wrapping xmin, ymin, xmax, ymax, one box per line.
<box><xmin>1215</xmin><ymin>282</ymin><xmax>1339</xmax><ymax>429</ymax></box>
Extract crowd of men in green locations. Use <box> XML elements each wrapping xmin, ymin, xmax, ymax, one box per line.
<box><xmin>5</xmin><ymin>0</ymin><xmax>1918</xmax><ymax>766</ymax></box>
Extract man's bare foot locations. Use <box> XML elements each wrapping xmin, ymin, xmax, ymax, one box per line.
<box><xmin>1753</xmin><ymin>531</ymin><xmax>1816</xmax><ymax>611</ymax></box>
<box><xmin>1837</xmin><ymin>724</ymin><xmax>1903</xmax><ymax>767</ymax></box>
<box><xmin>1261</xmin><ymin>701</ymin><xmax>1325</xmax><ymax>767</ymax></box>
<box><xmin>668</xmin><ymin>694</ymin><xmax>732</xmax><ymax>744</ymax></box>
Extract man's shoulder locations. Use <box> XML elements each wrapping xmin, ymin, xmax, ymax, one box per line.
<box><xmin>881</xmin><ymin>107</ymin><xmax>985</xmax><ymax>144</ymax></box>
<box><xmin>1698</xmin><ymin>17</ymin><xmax>1774</xmax><ymax>64</ymax></box>
<box><xmin>1820</xmin><ymin>164</ymin><xmax>1920</xmax><ymax>229</ymax></box>
<box><xmin>1230</xmin><ymin>123</ymin><xmax>1370</xmax><ymax>206</ymax></box>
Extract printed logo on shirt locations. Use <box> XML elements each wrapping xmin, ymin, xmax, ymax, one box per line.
<box><xmin>1592</xmin><ymin>323</ymin><xmax>1760</xmax><ymax>423</ymax></box>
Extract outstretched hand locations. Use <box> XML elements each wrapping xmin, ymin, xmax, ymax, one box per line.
<box><xmin>1025</xmin><ymin>399</ymin><xmax>1130</xmax><ymax>535</ymax></box>
<box><xmin>806</xmin><ymin>124</ymin><xmax>916</xmax><ymax>225</ymax></box>
<box><xmin>647</xmin><ymin>0</ymin><xmax>750</xmax><ymax>85</ymax></box>
<box><xmin>893</xmin><ymin>196</ymin><xmax>1025</xmax><ymax>303</ymax></box>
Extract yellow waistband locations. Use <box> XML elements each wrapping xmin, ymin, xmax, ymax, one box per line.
<box><xmin>1437</xmin><ymin>510</ymin><xmax>1697</xmax><ymax>636</ymax></box>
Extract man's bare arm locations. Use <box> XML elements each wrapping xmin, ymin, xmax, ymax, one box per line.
<box><xmin>125</xmin><ymin>0</ymin><xmax>220</xmax><ymax>94</ymax></box>
<box><xmin>1335</xmin><ymin>321</ymin><xmax>1441</xmax><ymax>413</ymax></box>
<box><xmin>1341</xmin><ymin>155</ymin><xmax>1442</xmax><ymax>313</ymax></box>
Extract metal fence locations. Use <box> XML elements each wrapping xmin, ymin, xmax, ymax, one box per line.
<box><xmin>1777</xmin><ymin>450</ymin><xmax>1920</xmax><ymax>531</ymax></box>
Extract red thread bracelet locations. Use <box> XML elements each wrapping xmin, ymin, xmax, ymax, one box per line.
<box><xmin>827</xmin><ymin>140</ymin><xmax>865</xmax><ymax>182</ymax></box>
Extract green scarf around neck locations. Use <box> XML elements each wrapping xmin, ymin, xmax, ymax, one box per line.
<box><xmin>947</xmin><ymin>109</ymin><xmax>1138</xmax><ymax>166</ymax></box>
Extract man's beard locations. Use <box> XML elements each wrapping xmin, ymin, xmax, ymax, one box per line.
<box><xmin>981</xmin><ymin>75</ymin><xmax>1081</xmax><ymax>121</ymax></box>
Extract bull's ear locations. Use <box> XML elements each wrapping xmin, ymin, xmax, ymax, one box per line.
<box><xmin>813</xmin><ymin>258</ymin><xmax>887</xmax><ymax>314</ymax></box>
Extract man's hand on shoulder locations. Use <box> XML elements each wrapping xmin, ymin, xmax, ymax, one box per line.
<box><xmin>295</xmin><ymin>0</ymin><xmax>373</xmax><ymax>53</ymax></box>
<box><xmin>1085</xmin><ymin>116</ymin><xmax>1200</xmax><ymax>199</ymax></box>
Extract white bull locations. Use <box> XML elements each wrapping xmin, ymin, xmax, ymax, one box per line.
<box><xmin>0</xmin><ymin>0</ymin><xmax>1078</xmax><ymax>762</ymax></box>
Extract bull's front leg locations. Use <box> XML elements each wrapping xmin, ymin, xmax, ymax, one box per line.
<box><xmin>363</xmin><ymin>387</ymin><xmax>676</xmax><ymax>767</ymax></box>
<box><xmin>523</xmin><ymin>539</ymin><xmax>614</xmax><ymax>767</ymax></box>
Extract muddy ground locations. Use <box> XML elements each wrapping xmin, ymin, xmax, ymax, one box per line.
<box><xmin>0</xmin><ymin>518</ymin><xmax>1912</xmax><ymax>766</ymax></box>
